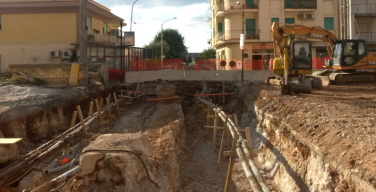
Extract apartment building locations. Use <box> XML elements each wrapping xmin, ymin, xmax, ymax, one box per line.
<box><xmin>340</xmin><ymin>0</ymin><xmax>376</xmax><ymax>49</ymax></box>
<box><xmin>209</xmin><ymin>0</ymin><xmax>339</xmax><ymax>68</ymax></box>
<box><xmin>0</xmin><ymin>0</ymin><xmax>125</xmax><ymax>72</ymax></box>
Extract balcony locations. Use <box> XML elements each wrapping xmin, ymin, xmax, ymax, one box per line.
<box><xmin>87</xmin><ymin>31</ymin><xmax>122</xmax><ymax>45</ymax></box>
<box><xmin>358</xmin><ymin>32</ymin><xmax>376</xmax><ymax>44</ymax></box>
<box><xmin>352</xmin><ymin>4</ymin><xmax>376</xmax><ymax>17</ymax></box>
<box><xmin>215</xmin><ymin>0</ymin><xmax>259</xmax><ymax>17</ymax></box>
<box><xmin>285</xmin><ymin>0</ymin><xmax>317</xmax><ymax>9</ymax></box>
<box><xmin>214</xmin><ymin>30</ymin><xmax>260</xmax><ymax>45</ymax></box>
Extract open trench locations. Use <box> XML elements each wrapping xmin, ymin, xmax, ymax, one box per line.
<box><xmin>0</xmin><ymin>81</ymin><xmax>373</xmax><ymax>192</ymax></box>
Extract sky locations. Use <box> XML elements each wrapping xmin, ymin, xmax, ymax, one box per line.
<box><xmin>95</xmin><ymin>0</ymin><xmax>212</xmax><ymax>53</ymax></box>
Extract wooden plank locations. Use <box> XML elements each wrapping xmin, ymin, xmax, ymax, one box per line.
<box><xmin>223</xmin><ymin>81</ymin><xmax>225</xmax><ymax>106</ymax></box>
<box><xmin>113</xmin><ymin>92</ymin><xmax>120</xmax><ymax>116</ymax></box>
<box><xmin>238</xmin><ymin>129</ymin><xmax>246</xmax><ymax>132</ymax></box>
<box><xmin>70</xmin><ymin>111</ymin><xmax>77</xmax><ymax>127</ymax></box>
<box><xmin>218</xmin><ymin>116</ymin><xmax>229</xmax><ymax>167</ymax></box>
<box><xmin>245</xmin><ymin>127</ymin><xmax>252</xmax><ymax>150</ymax></box>
<box><xmin>106</xmin><ymin>97</ymin><xmax>113</xmax><ymax>120</ymax></box>
<box><xmin>224</xmin><ymin>134</ymin><xmax>238</xmax><ymax>192</ymax></box>
<box><xmin>204</xmin><ymin>125</ymin><xmax>224</xmax><ymax>130</ymax></box>
<box><xmin>0</xmin><ymin>138</ymin><xmax>22</xmax><ymax>144</ymax></box>
<box><xmin>95</xmin><ymin>99</ymin><xmax>104</xmax><ymax>129</ymax></box>
<box><xmin>88</xmin><ymin>101</ymin><xmax>94</xmax><ymax>117</ymax></box>
<box><xmin>223</xmin><ymin>151</ymin><xmax>231</xmax><ymax>157</ymax></box>
<box><xmin>76</xmin><ymin>105</ymin><xmax>87</xmax><ymax>135</ymax></box>
<box><xmin>252</xmin><ymin>149</ymin><xmax>263</xmax><ymax>154</ymax></box>
<box><xmin>212</xmin><ymin>111</ymin><xmax>218</xmax><ymax>151</ymax></box>
<box><xmin>233</xmin><ymin>114</ymin><xmax>239</xmax><ymax>128</ymax></box>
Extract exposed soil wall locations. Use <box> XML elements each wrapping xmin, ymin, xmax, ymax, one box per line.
<box><xmin>237</xmin><ymin>83</ymin><xmax>376</xmax><ymax>192</ymax></box>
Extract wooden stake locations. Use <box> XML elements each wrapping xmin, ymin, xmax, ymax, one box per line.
<box><xmin>206</xmin><ymin>104</ymin><xmax>210</xmax><ymax>126</ymax></box>
<box><xmin>70</xmin><ymin>111</ymin><xmax>77</xmax><ymax>127</ymax></box>
<box><xmin>218</xmin><ymin>116</ymin><xmax>229</xmax><ymax>166</ymax></box>
<box><xmin>113</xmin><ymin>92</ymin><xmax>120</xmax><ymax>116</ymax></box>
<box><xmin>233</xmin><ymin>114</ymin><xmax>239</xmax><ymax>128</ymax></box>
<box><xmin>106</xmin><ymin>96</ymin><xmax>112</xmax><ymax>119</ymax></box>
<box><xmin>76</xmin><ymin>105</ymin><xmax>87</xmax><ymax>135</ymax></box>
<box><xmin>224</xmin><ymin>133</ymin><xmax>238</xmax><ymax>192</ymax></box>
<box><xmin>223</xmin><ymin>81</ymin><xmax>225</xmax><ymax>106</ymax></box>
<box><xmin>88</xmin><ymin>101</ymin><xmax>94</xmax><ymax>117</ymax></box>
<box><xmin>212</xmin><ymin>111</ymin><xmax>218</xmax><ymax>151</ymax></box>
<box><xmin>95</xmin><ymin>99</ymin><xmax>104</xmax><ymax>129</ymax></box>
<box><xmin>245</xmin><ymin>127</ymin><xmax>252</xmax><ymax>151</ymax></box>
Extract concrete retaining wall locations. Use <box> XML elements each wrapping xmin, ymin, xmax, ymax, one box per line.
<box><xmin>125</xmin><ymin>70</ymin><xmax>274</xmax><ymax>82</ymax></box>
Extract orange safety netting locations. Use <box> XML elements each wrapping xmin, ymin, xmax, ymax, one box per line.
<box><xmin>130</xmin><ymin>59</ymin><xmax>183</xmax><ymax>71</ymax></box>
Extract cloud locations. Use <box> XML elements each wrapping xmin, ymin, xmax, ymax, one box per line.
<box><xmin>100</xmin><ymin>1</ymin><xmax>211</xmax><ymax>52</ymax></box>
<box><xmin>94</xmin><ymin>0</ymin><xmax>206</xmax><ymax>8</ymax></box>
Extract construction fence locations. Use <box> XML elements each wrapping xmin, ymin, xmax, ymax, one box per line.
<box><xmin>128</xmin><ymin>58</ymin><xmax>328</xmax><ymax>71</ymax></box>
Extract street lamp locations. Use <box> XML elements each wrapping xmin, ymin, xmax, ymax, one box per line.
<box><xmin>236</xmin><ymin>1</ymin><xmax>245</xmax><ymax>82</ymax></box>
<box><xmin>161</xmin><ymin>17</ymin><xmax>177</xmax><ymax>66</ymax></box>
<box><xmin>130</xmin><ymin>0</ymin><xmax>138</xmax><ymax>32</ymax></box>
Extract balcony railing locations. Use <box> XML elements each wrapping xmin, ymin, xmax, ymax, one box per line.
<box><xmin>87</xmin><ymin>31</ymin><xmax>121</xmax><ymax>45</ymax></box>
<box><xmin>285</xmin><ymin>0</ymin><xmax>317</xmax><ymax>9</ymax></box>
<box><xmin>215</xmin><ymin>30</ymin><xmax>260</xmax><ymax>43</ymax></box>
<box><xmin>215</xmin><ymin>0</ymin><xmax>259</xmax><ymax>14</ymax></box>
<box><xmin>358</xmin><ymin>32</ymin><xmax>376</xmax><ymax>43</ymax></box>
<box><xmin>352</xmin><ymin>4</ymin><xmax>376</xmax><ymax>15</ymax></box>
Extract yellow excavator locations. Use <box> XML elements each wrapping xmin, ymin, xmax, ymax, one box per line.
<box><xmin>268</xmin><ymin>21</ymin><xmax>376</xmax><ymax>95</ymax></box>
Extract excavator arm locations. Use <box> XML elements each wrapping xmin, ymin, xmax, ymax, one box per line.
<box><xmin>271</xmin><ymin>21</ymin><xmax>338</xmax><ymax>58</ymax></box>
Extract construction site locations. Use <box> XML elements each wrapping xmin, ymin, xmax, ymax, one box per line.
<box><xmin>0</xmin><ymin>78</ymin><xmax>375</xmax><ymax>192</ymax></box>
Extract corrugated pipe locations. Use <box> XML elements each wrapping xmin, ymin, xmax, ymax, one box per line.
<box><xmin>198</xmin><ymin>98</ymin><xmax>270</xmax><ymax>192</ymax></box>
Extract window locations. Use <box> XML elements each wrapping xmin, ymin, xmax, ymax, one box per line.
<box><xmin>285</xmin><ymin>0</ymin><xmax>292</xmax><ymax>8</ymax></box>
<box><xmin>86</xmin><ymin>17</ymin><xmax>91</xmax><ymax>31</ymax></box>
<box><xmin>246</xmin><ymin>0</ymin><xmax>253</xmax><ymax>8</ymax></box>
<box><xmin>271</xmin><ymin>17</ymin><xmax>279</xmax><ymax>25</ymax></box>
<box><xmin>103</xmin><ymin>22</ymin><xmax>107</xmax><ymax>34</ymax></box>
<box><xmin>358</xmin><ymin>42</ymin><xmax>365</xmax><ymax>55</ymax></box>
<box><xmin>285</xmin><ymin>18</ymin><xmax>295</xmax><ymax>24</ymax></box>
<box><xmin>218</xmin><ymin>22</ymin><xmax>223</xmax><ymax>34</ymax></box>
<box><xmin>246</xmin><ymin>19</ymin><xmax>256</xmax><ymax>36</ymax></box>
<box><xmin>324</xmin><ymin>17</ymin><xmax>334</xmax><ymax>30</ymax></box>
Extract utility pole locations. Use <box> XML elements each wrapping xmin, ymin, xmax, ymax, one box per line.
<box><xmin>79</xmin><ymin>0</ymin><xmax>88</xmax><ymax>82</ymax></box>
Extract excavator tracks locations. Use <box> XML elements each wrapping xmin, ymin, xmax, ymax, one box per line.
<box><xmin>329</xmin><ymin>72</ymin><xmax>376</xmax><ymax>85</ymax></box>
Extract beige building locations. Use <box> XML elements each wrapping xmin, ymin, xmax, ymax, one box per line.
<box><xmin>0</xmin><ymin>0</ymin><xmax>125</xmax><ymax>72</ymax></box>
<box><xmin>209</xmin><ymin>0</ymin><xmax>339</xmax><ymax>69</ymax></box>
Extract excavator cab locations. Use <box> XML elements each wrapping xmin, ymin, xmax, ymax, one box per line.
<box><xmin>292</xmin><ymin>41</ymin><xmax>312</xmax><ymax>70</ymax></box>
<box><xmin>325</xmin><ymin>40</ymin><xmax>367</xmax><ymax>67</ymax></box>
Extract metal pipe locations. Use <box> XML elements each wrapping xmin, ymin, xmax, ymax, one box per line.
<box><xmin>43</xmin><ymin>161</ymin><xmax>75</xmax><ymax>174</ymax></box>
<box><xmin>30</xmin><ymin>166</ymin><xmax>80</xmax><ymax>192</ymax></box>
<box><xmin>0</xmin><ymin>99</ymin><xmax>121</xmax><ymax>188</ymax></box>
<box><xmin>198</xmin><ymin>98</ymin><xmax>269</xmax><ymax>192</ymax></box>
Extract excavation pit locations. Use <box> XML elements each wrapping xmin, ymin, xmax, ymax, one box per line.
<box><xmin>0</xmin><ymin>81</ymin><xmax>375</xmax><ymax>192</ymax></box>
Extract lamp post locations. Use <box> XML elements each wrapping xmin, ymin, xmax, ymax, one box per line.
<box><xmin>130</xmin><ymin>0</ymin><xmax>138</xmax><ymax>32</ymax></box>
<box><xmin>237</xmin><ymin>1</ymin><xmax>245</xmax><ymax>82</ymax></box>
<box><xmin>161</xmin><ymin>17</ymin><xmax>177</xmax><ymax>66</ymax></box>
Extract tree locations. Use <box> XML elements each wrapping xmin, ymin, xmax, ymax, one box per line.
<box><xmin>147</xmin><ymin>29</ymin><xmax>187</xmax><ymax>59</ymax></box>
<box><xmin>196</xmin><ymin>48</ymin><xmax>216</xmax><ymax>60</ymax></box>
<box><xmin>144</xmin><ymin>41</ymin><xmax>170</xmax><ymax>59</ymax></box>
